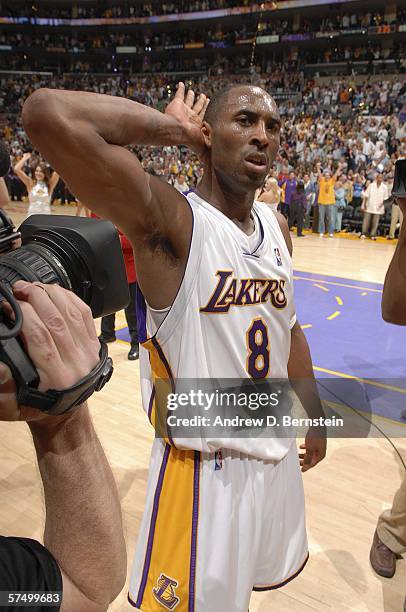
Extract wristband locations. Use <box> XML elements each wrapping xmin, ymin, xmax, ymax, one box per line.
<box><xmin>17</xmin><ymin>341</ymin><xmax>113</xmax><ymax>415</ymax></box>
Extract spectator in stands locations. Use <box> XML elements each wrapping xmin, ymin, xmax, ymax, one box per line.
<box><xmin>334</xmin><ymin>178</ymin><xmax>347</xmax><ymax>232</ymax></box>
<box><xmin>279</xmin><ymin>170</ymin><xmax>296</xmax><ymax>219</ymax></box>
<box><xmin>360</xmin><ymin>173</ymin><xmax>389</xmax><ymax>239</ymax></box>
<box><xmin>13</xmin><ymin>152</ymin><xmax>59</xmax><ymax>217</ymax></box>
<box><xmin>316</xmin><ymin>162</ymin><xmax>343</xmax><ymax>237</ymax></box>
<box><xmin>351</xmin><ymin>174</ymin><xmax>365</xmax><ymax>208</ymax></box>
<box><xmin>173</xmin><ymin>172</ymin><xmax>189</xmax><ymax>194</ymax></box>
<box><xmin>289</xmin><ymin>180</ymin><xmax>307</xmax><ymax>237</ymax></box>
<box><xmin>99</xmin><ymin>230</ymin><xmax>139</xmax><ymax>360</ymax></box>
<box><xmin>257</xmin><ymin>175</ymin><xmax>281</xmax><ymax>212</ymax></box>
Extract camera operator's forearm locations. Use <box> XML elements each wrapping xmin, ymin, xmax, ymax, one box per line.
<box><xmin>0</xmin><ymin>178</ymin><xmax>9</xmax><ymax>208</ymax></box>
<box><xmin>288</xmin><ymin>322</ymin><xmax>325</xmax><ymax>423</ymax></box>
<box><xmin>23</xmin><ymin>88</ymin><xmax>185</xmax><ymax>148</ymax></box>
<box><xmin>29</xmin><ymin>405</ymin><xmax>126</xmax><ymax>609</ymax></box>
<box><xmin>382</xmin><ymin>220</ymin><xmax>406</xmax><ymax>325</ymax></box>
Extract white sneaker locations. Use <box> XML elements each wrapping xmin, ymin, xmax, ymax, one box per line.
<box><xmin>319</xmin><ymin>233</ymin><xmax>324</xmax><ymax>237</ymax></box>
<box><xmin>360</xmin><ymin>235</ymin><xmax>366</xmax><ymax>239</ymax></box>
<box><xmin>329</xmin><ymin>233</ymin><xmax>334</xmax><ymax>237</ymax></box>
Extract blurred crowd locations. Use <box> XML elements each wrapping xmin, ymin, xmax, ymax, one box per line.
<box><xmin>1</xmin><ymin>44</ymin><xmax>403</xmax><ymax>76</ymax></box>
<box><xmin>1</xmin><ymin>9</ymin><xmax>404</xmax><ymax>51</ymax></box>
<box><xmin>1</xmin><ymin>1</ymin><xmax>405</xmax><ymax>22</ymax></box>
<box><xmin>1</xmin><ymin>72</ymin><xmax>404</xmax><ymax>119</ymax></box>
<box><xmin>1</xmin><ymin>71</ymin><xmax>404</xmax><ymax>238</ymax></box>
<box><xmin>0</xmin><ymin>0</ymin><xmax>251</xmax><ymax>19</ymax></box>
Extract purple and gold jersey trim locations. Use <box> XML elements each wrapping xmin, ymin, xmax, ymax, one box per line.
<box><xmin>188</xmin><ymin>451</ymin><xmax>200</xmax><ymax>612</ymax></box>
<box><xmin>134</xmin><ymin>195</ymin><xmax>194</xmax><ymax>346</ymax></box>
<box><xmin>252</xmin><ymin>551</ymin><xmax>309</xmax><ymax>591</ymax></box>
<box><xmin>133</xmin><ymin>443</ymin><xmax>171</xmax><ymax>609</ymax></box>
<box><xmin>143</xmin><ymin>336</ymin><xmax>175</xmax><ymax>446</ymax></box>
<box><xmin>129</xmin><ymin>446</ymin><xmax>201</xmax><ymax>612</ymax></box>
<box><xmin>242</xmin><ymin>211</ymin><xmax>264</xmax><ymax>257</ymax></box>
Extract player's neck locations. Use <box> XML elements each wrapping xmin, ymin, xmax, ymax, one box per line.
<box><xmin>196</xmin><ymin>176</ymin><xmax>256</xmax><ymax>229</ymax></box>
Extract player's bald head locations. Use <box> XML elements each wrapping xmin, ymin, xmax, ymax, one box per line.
<box><xmin>204</xmin><ymin>85</ymin><xmax>279</xmax><ymax>126</ymax></box>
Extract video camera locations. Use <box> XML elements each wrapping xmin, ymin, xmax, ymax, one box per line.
<box><xmin>0</xmin><ymin>141</ymin><xmax>130</xmax><ymax>414</ymax></box>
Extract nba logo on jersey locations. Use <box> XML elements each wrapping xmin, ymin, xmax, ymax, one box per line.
<box><xmin>215</xmin><ymin>450</ymin><xmax>223</xmax><ymax>471</ymax></box>
<box><xmin>152</xmin><ymin>574</ymin><xmax>180</xmax><ymax>610</ymax></box>
<box><xmin>274</xmin><ymin>247</ymin><xmax>282</xmax><ymax>266</ymax></box>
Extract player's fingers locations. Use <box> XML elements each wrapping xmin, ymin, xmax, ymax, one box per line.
<box><xmin>199</xmin><ymin>97</ymin><xmax>210</xmax><ymax>119</ymax></box>
<box><xmin>13</xmin><ymin>282</ymin><xmax>76</xmax><ymax>362</ymax></box>
<box><xmin>174</xmin><ymin>82</ymin><xmax>185</xmax><ymax>99</ymax></box>
<box><xmin>185</xmin><ymin>89</ymin><xmax>195</xmax><ymax>108</ymax></box>
<box><xmin>193</xmin><ymin>93</ymin><xmax>206</xmax><ymax>115</ymax></box>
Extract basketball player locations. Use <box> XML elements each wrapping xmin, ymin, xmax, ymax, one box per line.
<box><xmin>22</xmin><ymin>82</ymin><xmax>326</xmax><ymax>611</ymax></box>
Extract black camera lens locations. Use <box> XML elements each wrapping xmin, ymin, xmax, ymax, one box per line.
<box><xmin>0</xmin><ymin>215</ymin><xmax>129</xmax><ymax>318</ymax></box>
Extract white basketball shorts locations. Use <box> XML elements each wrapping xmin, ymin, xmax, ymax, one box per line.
<box><xmin>128</xmin><ymin>438</ymin><xmax>308</xmax><ymax>612</ymax></box>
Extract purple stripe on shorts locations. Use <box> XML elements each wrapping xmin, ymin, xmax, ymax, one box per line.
<box><xmin>148</xmin><ymin>386</ymin><xmax>155</xmax><ymax>422</ymax></box>
<box><xmin>188</xmin><ymin>451</ymin><xmax>201</xmax><ymax>612</ymax></box>
<box><xmin>135</xmin><ymin>443</ymin><xmax>171</xmax><ymax>608</ymax></box>
<box><xmin>252</xmin><ymin>552</ymin><xmax>309</xmax><ymax>592</ymax></box>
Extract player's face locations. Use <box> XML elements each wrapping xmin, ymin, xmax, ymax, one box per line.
<box><xmin>209</xmin><ymin>87</ymin><xmax>281</xmax><ymax>191</ymax></box>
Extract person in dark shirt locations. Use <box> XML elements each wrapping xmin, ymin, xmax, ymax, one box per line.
<box><xmin>289</xmin><ymin>180</ymin><xmax>307</xmax><ymax>237</ymax></box>
<box><xmin>0</xmin><ymin>281</ymin><xmax>126</xmax><ymax>612</ymax></box>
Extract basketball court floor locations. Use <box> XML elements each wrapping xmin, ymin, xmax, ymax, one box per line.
<box><xmin>1</xmin><ymin>202</ymin><xmax>405</xmax><ymax>611</ymax></box>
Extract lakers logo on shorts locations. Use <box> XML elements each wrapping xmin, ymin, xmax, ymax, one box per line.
<box><xmin>152</xmin><ymin>573</ymin><xmax>180</xmax><ymax>610</ymax></box>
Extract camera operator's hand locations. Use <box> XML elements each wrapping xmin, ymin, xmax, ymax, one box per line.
<box><xmin>0</xmin><ymin>281</ymin><xmax>100</xmax><ymax>422</ymax></box>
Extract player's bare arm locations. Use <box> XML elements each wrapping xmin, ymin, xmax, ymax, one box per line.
<box><xmin>382</xmin><ymin>196</ymin><xmax>406</xmax><ymax>324</ymax></box>
<box><xmin>275</xmin><ymin>210</ymin><xmax>326</xmax><ymax>471</ymax></box>
<box><xmin>21</xmin><ymin>83</ymin><xmax>209</xmax><ymax>309</ymax></box>
<box><xmin>288</xmin><ymin>322</ymin><xmax>327</xmax><ymax>472</ymax></box>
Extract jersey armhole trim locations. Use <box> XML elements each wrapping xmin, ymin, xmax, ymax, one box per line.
<box><xmin>137</xmin><ymin>196</ymin><xmax>200</xmax><ymax>345</ymax></box>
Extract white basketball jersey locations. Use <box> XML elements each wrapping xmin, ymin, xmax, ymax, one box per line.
<box><xmin>136</xmin><ymin>191</ymin><xmax>297</xmax><ymax>461</ymax></box>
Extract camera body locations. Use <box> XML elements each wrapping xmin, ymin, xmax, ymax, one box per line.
<box><xmin>0</xmin><ymin>212</ymin><xmax>129</xmax><ymax>318</ymax></box>
<box><xmin>0</xmin><ymin>212</ymin><xmax>130</xmax><ymax>413</ymax></box>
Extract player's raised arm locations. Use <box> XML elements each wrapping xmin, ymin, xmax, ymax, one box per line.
<box><xmin>22</xmin><ymin>83</ymin><xmax>209</xmax><ymax>308</ymax></box>
<box><xmin>21</xmin><ymin>83</ymin><xmax>208</xmax><ymax>250</ymax></box>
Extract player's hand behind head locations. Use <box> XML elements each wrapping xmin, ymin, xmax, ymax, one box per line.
<box><xmin>0</xmin><ymin>281</ymin><xmax>100</xmax><ymax>423</ymax></box>
<box><xmin>165</xmin><ymin>82</ymin><xmax>210</xmax><ymax>159</ymax></box>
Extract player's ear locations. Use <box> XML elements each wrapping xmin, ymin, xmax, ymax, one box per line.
<box><xmin>202</xmin><ymin>122</ymin><xmax>212</xmax><ymax>149</ymax></box>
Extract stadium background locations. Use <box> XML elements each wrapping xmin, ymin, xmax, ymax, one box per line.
<box><xmin>0</xmin><ymin>1</ymin><xmax>406</xmax><ymax>611</ymax></box>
